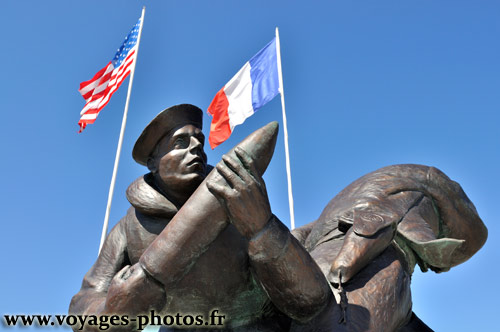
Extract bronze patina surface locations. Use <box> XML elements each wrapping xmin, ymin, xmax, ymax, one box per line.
<box><xmin>70</xmin><ymin>104</ymin><xmax>487</xmax><ymax>332</ymax></box>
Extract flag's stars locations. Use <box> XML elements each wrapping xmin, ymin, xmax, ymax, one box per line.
<box><xmin>109</xmin><ymin>17</ymin><xmax>141</xmax><ymax>67</ymax></box>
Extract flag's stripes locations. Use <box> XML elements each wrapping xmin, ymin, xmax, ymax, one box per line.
<box><xmin>79</xmin><ymin>48</ymin><xmax>136</xmax><ymax>103</ymax></box>
<box><xmin>79</xmin><ymin>64</ymin><xmax>114</xmax><ymax>101</ymax></box>
<box><xmin>225</xmin><ymin>62</ymin><xmax>254</xmax><ymax>131</ymax></box>
<box><xmin>78</xmin><ymin>18</ymin><xmax>141</xmax><ymax>132</ymax></box>
<box><xmin>208</xmin><ymin>38</ymin><xmax>279</xmax><ymax>149</ymax></box>
<box><xmin>79</xmin><ymin>65</ymin><xmax>112</xmax><ymax>96</ymax></box>
<box><xmin>79</xmin><ymin>49</ymin><xmax>136</xmax><ymax>116</ymax></box>
<box><xmin>79</xmin><ymin>64</ymin><xmax>112</xmax><ymax>105</ymax></box>
<box><xmin>208</xmin><ymin>88</ymin><xmax>231</xmax><ymax>145</ymax></box>
<box><xmin>80</xmin><ymin>50</ymin><xmax>136</xmax><ymax>114</ymax></box>
<box><xmin>78</xmin><ymin>48</ymin><xmax>137</xmax><ymax>130</ymax></box>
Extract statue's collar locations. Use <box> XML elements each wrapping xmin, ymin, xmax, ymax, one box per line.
<box><xmin>126</xmin><ymin>173</ymin><xmax>178</xmax><ymax>219</ymax></box>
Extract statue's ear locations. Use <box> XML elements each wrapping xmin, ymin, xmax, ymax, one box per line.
<box><xmin>147</xmin><ymin>156</ymin><xmax>157</xmax><ymax>173</ymax></box>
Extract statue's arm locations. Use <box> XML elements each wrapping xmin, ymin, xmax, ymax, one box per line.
<box><xmin>69</xmin><ymin>222</ymin><xmax>129</xmax><ymax>317</ymax></box>
<box><xmin>248</xmin><ymin>215</ymin><xmax>332</xmax><ymax>323</ymax></box>
<box><xmin>206</xmin><ymin>148</ymin><xmax>332</xmax><ymax>323</ymax></box>
<box><xmin>326</xmin><ymin>165</ymin><xmax>488</xmax><ymax>283</ymax></box>
<box><xmin>139</xmin><ymin>123</ymin><xmax>279</xmax><ymax>288</ymax></box>
<box><xmin>69</xmin><ymin>221</ymin><xmax>165</xmax><ymax>332</ymax></box>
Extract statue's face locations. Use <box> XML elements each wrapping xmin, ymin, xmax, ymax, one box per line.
<box><xmin>152</xmin><ymin>124</ymin><xmax>207</xmax><ymax>192</ymax></box>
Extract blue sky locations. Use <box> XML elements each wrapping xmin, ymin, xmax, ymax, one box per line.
<box><xmin>1</xmin><ymin>1</ymin><xmax>499</xmax><ymax>331</ymax></box>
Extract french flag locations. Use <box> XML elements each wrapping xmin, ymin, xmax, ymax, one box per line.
<box><xmin>208</xmin><ymin>38</ymin><xmax>280</xmax><ymax>149</ymax></box>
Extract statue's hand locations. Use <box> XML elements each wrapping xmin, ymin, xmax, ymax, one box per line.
<box><xmin>105</xmin><ymin>263</ymin><xmax>165</xmax><ymax>315</ymax></box>
<box><xmin>207</xmin><ymin>147</ymin><xmax>272</xmax><ymax>239</ymax></box>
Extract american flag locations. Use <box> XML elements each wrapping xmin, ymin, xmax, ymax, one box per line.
<box><xmin>78</xmin><ymin>18</ymin><xmax>142</xmax><ymax>132</ymax></box>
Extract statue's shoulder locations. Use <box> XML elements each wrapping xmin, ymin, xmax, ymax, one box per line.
<box><xmin>126</xmin><ymin>173</ymin><xmax>178</xmax><ymax>219</ymax></box>
<box><xmin>291</xmin><ymin>220</ymin><xmax>315</xmax><ymax>246</ymax></box>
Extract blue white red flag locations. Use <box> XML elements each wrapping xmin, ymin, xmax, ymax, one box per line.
<box><xmin>78</xmin><ymin>18</ymin><xmax>142</xmax><ymax>132</ymax></box>
<box><xmin>207</xmin><ymin>38</ymin><xmax>280</xmax><ymax>149</ymax></box>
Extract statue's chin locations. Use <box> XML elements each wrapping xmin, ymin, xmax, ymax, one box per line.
<box><xmin>186</xmin><ymin>174</ymin><xmax>206</xmax><ymax>192</ymax></box>
<box><xmin>179</xmin><ymin>172</ymin><xmax>208</xmax><ymax>194</ymax></box>
<box><xmin>151</xmin><ymin>172</ymin><xmax>205</xmax><ymax>205</ymax></box>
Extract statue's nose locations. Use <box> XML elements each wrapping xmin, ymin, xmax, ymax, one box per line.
<box><xmin>189</xmin><ymin>136</ymin><xmax>206</xmax><ymax>161</ymax></box>
<box><xmin>189</xmin><ymin>136</ymin><xmax>202</xmax><ymax>151</ymax></box>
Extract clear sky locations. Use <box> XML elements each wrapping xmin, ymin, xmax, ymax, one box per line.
<box><xmin>1</xmin><ymin>1</ymin><xmax>499</xmax><ymax>331</ymax></box>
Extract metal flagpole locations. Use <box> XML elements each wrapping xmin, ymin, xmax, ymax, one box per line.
<box><xmin>98</xmin><ymin>7</ymin><xmax>146</xmax><ymax>254</ymax></box>
<box><xmin>275</xmin><ymin>27</ymin><xmax>296</xmax><ymax>230</ymax></box>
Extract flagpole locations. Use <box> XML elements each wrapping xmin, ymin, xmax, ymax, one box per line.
<box><xmin>98</xmin><ymin>7</ymin><xmax>146</xmax><ymax>254</ymax></box>
<box><xmin>275</xmin><ymin>27</ymin><xmax>296</xmax><ymax>230</ymax></box>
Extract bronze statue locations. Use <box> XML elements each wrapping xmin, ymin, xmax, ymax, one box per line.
<box><xmin>70</xmin><ymin>104</ymin><xmax>487</xmax><ymax>332</ymax></box>
<box><xmin>292</xmin><ymin>164</ymin><xmax>488</xmax><ymax>331</ymax></box>
<box><xmin>70</xmin><ymin>105</ymin><xmax>331</xmax><ymax>332</ymax></box>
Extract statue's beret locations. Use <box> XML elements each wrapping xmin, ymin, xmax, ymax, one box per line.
<box><xmin>132</xmin><ymin>104</ymin><xmax>203</xmax><ymax>165</ymax></box>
